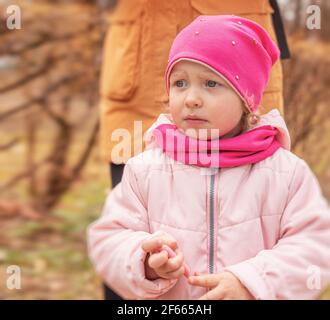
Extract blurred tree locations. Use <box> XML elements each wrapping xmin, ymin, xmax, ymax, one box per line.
<box><xmin>279</xmin><ymin>1</ymin><xmax>330</xmax><ymax>179</ymax></box>
<box><xmin>280</xmin><ymin>0</ymin><xmax>330</xmax><ymax>41</ymax></box>
<box><xmin>293</xmin><ymin>0</ymin><xmax>302</xmax><ymax>31</ymax></box>
<box><xmin>320</xmin><ymin>0</ymin><xmax>330</xmax><ymax>41</ymax></box>
<box><xmin>283</xmin><ymin>39</ymin><xmax>330</xmax><ymax>179</ymax></box>
<box><xmin>0</xmin><ymin>0</ymin><xmax>109</xmax><ymax>215</ymax></box>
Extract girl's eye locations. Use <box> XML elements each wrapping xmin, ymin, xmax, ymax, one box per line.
<box><xmin>174</xmin><ymin>80</ymin><xmax>187</xmax><ymax>87</ymax></box>
<box><xmin>206</xmin><ymin>80</ymin><xmax>220</xmax><ymax>87</ymax></box>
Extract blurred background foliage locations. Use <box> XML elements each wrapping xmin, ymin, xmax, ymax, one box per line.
<box><xmin>0</xmin><ymin>0</ymin><xmax>329</xmax><ymax>299</ymax></box>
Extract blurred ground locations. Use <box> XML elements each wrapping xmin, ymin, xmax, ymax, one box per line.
<box><xmin>0</xmin><ymin>144</ymin><xmax>108</xmax><ymax>299</ymax></box>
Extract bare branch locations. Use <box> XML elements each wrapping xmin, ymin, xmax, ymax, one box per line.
<box><xmin>0</xmin><ymin>138</ymin><xmax>20</xmax><ymax>151</ymax></box>
<box><xmin>0</xmin><ymin>101</ymin><xmax>37</xmax><ymax>123</ymax></box>
<box><xmin>0</xmin><ymin>65</ymin><xmax>48</xmax><ymax>94</ymax></box>
<box><xmin>72</xmin><ymin>119</ymin><xmax>99</xmax><ymax>177</ymax></box>
<box><xmin>0</xmin><ymin>72</ymin><xmax>82</xmax><ymax>123</ymax></box>
<box><xmin>2</xmin><ymin>21</ymin><xmax>102</xmax><ymax>56</ymax></box>
<box><xmin>36</xmin><ymin>119</ymin><xmax>99</xmax><ymax>210</ymax></box>
<box><xmin>40</xmin><ymin>98</ymin><xmax>72</xmax><ymax>128</ymax></box>
<box><xmin>0</xmin><ymin>157</ymin><xmax>52</xmax><ymax>193</ymax></box>
<box><xmin>0</xmin><ymin>54</ymin><xmax>66</xmax><ymax>94</ymax></box>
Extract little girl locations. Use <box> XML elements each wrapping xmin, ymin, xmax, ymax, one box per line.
<box><xmin>88</xmin><ymin>15</ymin><xmax>330</xmax><ymax>300</ymax></box>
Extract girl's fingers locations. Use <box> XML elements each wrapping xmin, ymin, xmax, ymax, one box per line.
<box><xmin>198</xmin><ymin>287</ymin><xmax>225</xmax><ymax>300</ymax></box>
<box><xmin>162</xmin><ymin>250</ymin><xmax>184</xmax><ymax>273</ymax></box>
<box><xmin>141</xmin><ymin>234</ymin><xmax>178</xmax><ymax>253</ymax></box>
<box><xmin>194</xmin><ymin>271</ymin><xmax>207</xmax><ymax>276</ymax></box>
<box><xmin>148</xmin><ymin>250</ymin><xmax>169</xmax><ymax>269</ymax></box>
<box><xmin>141</xmin><ymin>238</ymin><xmax>162</xmax><ymax>253</ymax></box>
<box><xmin>165</xmin><ymin>265</ymin><xmax>185</xmax><ymax>279</ymax></box>
<box><xmin>161</xmin><ymin>236</ymin><xmax>178</xmax><ymax>250</ymax></box>
<box><xmin>188</xmin><ymin>274</ymin><xmax>219</xmax><ymax>288</ymax></box>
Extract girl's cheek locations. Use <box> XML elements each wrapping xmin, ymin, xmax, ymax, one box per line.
<box><xmin>167</xmin><ymin>102</ymin><xmax>175</xmax><ymax>114</ymax></box>
<box><xmin>163</xmin><ymin>103</ymin><xmax>170</xmax><ymax>112</ymax></box>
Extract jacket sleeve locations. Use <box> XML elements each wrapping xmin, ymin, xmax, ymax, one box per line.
<box><xmin>87</xmin><ymin>161</ymin><xmax>178</xmax><ymax>299</ymax></box>
<box><xmin>224</xmin><ymin>159</ymin><xmax>330</xmax><ymax>299</ymax></box>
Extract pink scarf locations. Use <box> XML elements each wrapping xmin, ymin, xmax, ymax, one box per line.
<box><xmin>152</xmin><ymin>124</ymin><xmax>281</xmax><ymax>168</ymax></box>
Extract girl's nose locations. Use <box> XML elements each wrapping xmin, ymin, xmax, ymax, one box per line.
<box><xmin>185</xmin><ymin>93</ymin><xmax>203</xmax><ymax>109</ymax></box>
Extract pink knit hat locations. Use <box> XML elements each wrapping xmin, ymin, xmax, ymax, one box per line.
<box><xmin>165</xmin><ymin>15</ymin><xmax>280</xmax><ymax>112</ymax></box>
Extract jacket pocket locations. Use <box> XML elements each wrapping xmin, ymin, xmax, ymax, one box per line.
<box><xmin>100</xmin><ymin>1</ymin><xmax>144</xmax><ymax>100</ymax></box>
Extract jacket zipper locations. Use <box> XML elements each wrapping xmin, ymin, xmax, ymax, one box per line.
<box><xmin>208</xmin><ymin>170</ymin><xmax>216</xmax><ymax>274</ymax></box>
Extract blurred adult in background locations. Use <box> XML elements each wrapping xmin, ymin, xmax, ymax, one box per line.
<box><xmin>98</xmin><ymin>0</ymin><xmax>290</xmax><ymax>300</ymax></box>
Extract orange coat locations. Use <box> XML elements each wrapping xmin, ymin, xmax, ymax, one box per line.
<box><xmin>99</xmin><ymin>0</ymin><xmax>284</xmax><ymax>163</ymax></box>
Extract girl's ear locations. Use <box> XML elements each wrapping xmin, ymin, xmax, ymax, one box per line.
<box><xmin>245</xmin><ymin>112</ymin><xmax>261</xmax><ymax>129</ymax></box>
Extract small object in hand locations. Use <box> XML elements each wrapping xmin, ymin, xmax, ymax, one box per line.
<box><xmin>160</xmin><ymin>244</ymin><xmax>191</xmax><ymax>278</ymax></box>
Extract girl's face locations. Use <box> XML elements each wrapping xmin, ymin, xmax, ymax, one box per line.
<box><xmin>168</xmin><ymin>60</ymin><xmax>245</xmax><ymax>140</ymax></box>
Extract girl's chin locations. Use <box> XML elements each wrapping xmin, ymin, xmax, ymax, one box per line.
<box><xmin>178</xmin><ymin>127</ymin><xmax>223</xmax><ymax>140</ymax></box>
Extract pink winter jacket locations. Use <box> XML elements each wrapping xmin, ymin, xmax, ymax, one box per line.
<box><xmin>87</xmin><ymin>109</ymin><xmax>330</xmax><ymax>300</ymax></box>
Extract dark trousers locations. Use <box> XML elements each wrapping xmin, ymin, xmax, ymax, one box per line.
<box><xmin>104</xmin><ymin>163</ymin><xmax>125</xmax><ymax>300</ymax></box>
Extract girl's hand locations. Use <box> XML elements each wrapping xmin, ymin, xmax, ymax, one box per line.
<box><xmin>141</xmin><ymin>235</ymin><xmax>186</xmax><ymax>281</ymax></box>
<box><xmin>188</xmin><ymin>271</ymin><xmax>254</xmax><ymax>300</ymax></box>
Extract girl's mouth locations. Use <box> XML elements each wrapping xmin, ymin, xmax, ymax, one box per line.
<box><xmin>184</xmin><ymin>117</ymin><xmax>208</xmax><ymax>126</ymax></box>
